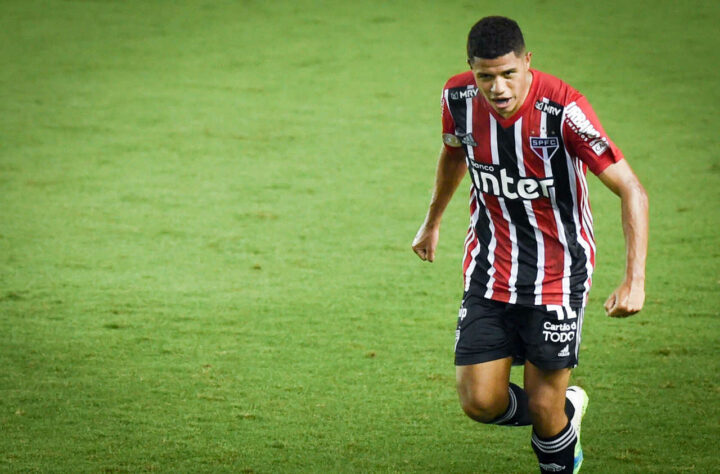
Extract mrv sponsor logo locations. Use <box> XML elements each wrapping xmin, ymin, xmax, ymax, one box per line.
<box><xmin>467</xmin><ymin>162</ymin><xmax>554</xmax><ymax>201</ymax></box>
<box><xmin>543</xmin><ymin>321</ymin><xmax>577</xmax><ymax>343</ymax></box>
<box><xmin>450</xmin><ymin>87</ymin><xmax>478</xmax><ymax>100</ymax></box>
<box><xmin>534</xmin><ymin>100</ymin><xmax>562</xmax><ymax>116</ymax></box>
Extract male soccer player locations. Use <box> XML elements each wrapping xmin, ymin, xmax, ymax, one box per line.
<box><xmin>412</xmin><ymin>16</ymin><xmax>648</xmax><ymax>474</ymax></box>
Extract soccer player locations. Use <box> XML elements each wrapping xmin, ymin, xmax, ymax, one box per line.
<box><xmin>412</xmin><ymin>16</ymin><xmax>648</xmax><ymax>474</ymax></box>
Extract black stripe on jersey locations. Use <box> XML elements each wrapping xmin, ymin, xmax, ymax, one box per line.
<box><xmin>495</xmin><ymin>122</ymin><xmax>538</xmax><ymax>306</ymax></box>
<box><xmin>469</xmin><ymin>187</ymin><xmax>494</xmax><ymax>293</ymax></box>
<box><xmin>446</xmin><ymin>87</ymin><xmax>470</xmax><ymax>137</ymax></box>
<box><xmin>446</xmin><ymin>90</ymin><xmax>493</xmax><ymax>294</ymax></box>
<box><xmin>546</xmin><ymin>111</ymin><xmax>588</xmax><ymax>306</ymax></box>
<box><xmin>459</xmin><ymin>100</ymin><xmax>493</xmax><ymax>294</ymax></box>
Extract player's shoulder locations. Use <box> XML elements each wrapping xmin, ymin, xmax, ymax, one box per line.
<box><xmin>532</xmin><ymin>69</ymin><xmax>583</xmax><ymax>106</ymax></box>
<box><xmin>443</xmin><ymin>70</ymin><xmax>476</xmax><ymax>91</ymax></box>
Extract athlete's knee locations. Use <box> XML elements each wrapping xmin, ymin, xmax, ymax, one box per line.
<box><xmin>457</xmin><ymin>385</ymin><xmax>507</xmax><ymax>423</ymax></box>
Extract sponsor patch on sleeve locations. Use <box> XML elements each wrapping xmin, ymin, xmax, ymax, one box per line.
<box><xmin>564</xmin><ymin>102</ymin><xmax>608</xmax><ymax>155</ymax></box>
<box><xmin>443</xmin><ymin>133</ymin><xmax>462</xmax><ymax>147</ymax></box>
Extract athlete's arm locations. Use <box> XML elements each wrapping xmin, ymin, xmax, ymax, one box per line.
<box><xmin>597</xmin><ymin>159</ymin><xmax>649</xmax><ymax>317</ymax></box>
<box><xmin>412</xmin><ymin>145</ymin><xmax>467</xmax><ymax>262</ymax></box>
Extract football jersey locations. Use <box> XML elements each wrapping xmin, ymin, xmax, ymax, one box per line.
<box><xmin>441</xmin><ymin>69</ymin><xmax>623</xmax><ymax>307</ymax></box>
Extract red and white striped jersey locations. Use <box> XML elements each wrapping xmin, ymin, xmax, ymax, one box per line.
<box><xmin>441</xmin><ymin>69</ymin><xmax>623</xmax><ymax>307</ymax></box>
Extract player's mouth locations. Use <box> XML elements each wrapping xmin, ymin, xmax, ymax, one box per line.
<box><xmin>492</xmin><ymin>97</ymin><xmax>512</xmax><ymax>108</ymax></box>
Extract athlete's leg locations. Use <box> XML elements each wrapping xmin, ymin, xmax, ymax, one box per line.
<box><xmin>524</xmin><ymin>361</ymin><xmax>579</xmax><ymax>473</ymax></box>
<box><xmin>523</xmin><ymin>361</ymin><xmax>571</xmax><ymax>437</ymax></box>
<box><xmin>455</xmin><ymin>295</ymin><xmax>533</xmax><ymax>426</ymax></box>
<box><xmin>456</xmin><ymin>357</ymin><xmax>512</xmax><ymax>422</ymax></box>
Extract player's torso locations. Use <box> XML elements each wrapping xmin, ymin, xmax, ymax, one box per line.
<box><xmin>443</xmin><ymin>71</ymin><xmax>574</xmax><ymax>206</ymax></box>
<box><xmin>443</xmin><ymin>70</ymin><xmax>595</xmax><ymax>307</ymax></box>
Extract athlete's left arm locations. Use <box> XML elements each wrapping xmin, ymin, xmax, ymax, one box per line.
<box><xmin>597</xmin><ymin>160</ymin><xmax>649</xmax><ymax>318</ymax></box>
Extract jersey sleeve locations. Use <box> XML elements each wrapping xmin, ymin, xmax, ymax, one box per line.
<box><xmin>562</xmin><ymin>95</ymin><xmax>624</xmax><ymax>175</ymax></box>
<box><xmin>441</xmin><ymin>88</ymin><xmax>462</xmax><ymax>151</ymax></box>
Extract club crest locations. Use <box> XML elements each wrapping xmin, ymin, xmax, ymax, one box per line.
<box><xmin>529</xmin><ymin>136</ymin><xmax>559</xmax><ymax>161</ymax></box>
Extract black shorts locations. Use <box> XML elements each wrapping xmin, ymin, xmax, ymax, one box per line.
<box><xmin>454</xmin><ymin>294</ymin><xmax>585</xmax><ymax>370</ymax></box>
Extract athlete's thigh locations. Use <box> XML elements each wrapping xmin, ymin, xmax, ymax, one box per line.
<box><xmin>455</xmin><ymin>295</ymin><xmax>520</xmax><ymax>366</ymax></box>
<box><xmin>523</xmin><ymin>360</ymin><xmax>571</xmax><ymax>399</ymax></box>
<box><xmin>456</xmin><ymin>357</ymin><xmax>513</xmax><ymax>406</ymax></box>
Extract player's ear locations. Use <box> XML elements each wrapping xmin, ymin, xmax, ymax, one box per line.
<box><xmin>524</xmin><ymin>51</ymin><xmax>532</xmax><ymax>68</ymax></box>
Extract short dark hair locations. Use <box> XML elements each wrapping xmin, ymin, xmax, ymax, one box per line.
<box><xmin>467</xmin><ymin>16</ymin><xmax>525</xmax><ymax>61</ymax></box>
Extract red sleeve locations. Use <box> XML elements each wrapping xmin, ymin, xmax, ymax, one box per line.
<box><xmin>563</xmin><ymin>96</ymin><xmax>624</xmax><ymax>175</ymax></box>
<box><xmin>441</xmin><ymin>88</ymin><xmax>458</xmax><ymax>151</ymax></box>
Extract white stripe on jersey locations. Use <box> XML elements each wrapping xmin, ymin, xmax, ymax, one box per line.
<box><xmin>559</xmin><ymin>108</ymin><xmax>595</xmax><ymax>306</ymax></box>
<box><xmin>463</xmin><ymin>190</ymin><xmax>482</xmax><ymax>291</ymax></box>
<box><xmin>518</xmin><ymin>114</ymin><xmax>546</xmax><ymax>306</ymax></box>
<box><xmin>565</xmin><ymin>153</ymin><xmax>593</xmax><ymax>303</ymax></box>
<box><xmin>463</xmin><ymin>97</ymin><xmax>497</xmax><ymax>295</ymax></box>
<box><xmin>490</xmin><ymin>116</ymin><xmax>519</xmax><ymax>303</ymax></box>
<box><xmin>479</xmin><ymin>186</ymin><xmax>497</xmax><ymax>298</ymax></box>
<box><xmin>575</xmin><ymin>156</ymin><xmax>596</xmax><ymax>245</ymax></box>
<box><xmin>541</xmin><ymin>99</ymin><xmax>572</xmax><ymax>307</ymax></box>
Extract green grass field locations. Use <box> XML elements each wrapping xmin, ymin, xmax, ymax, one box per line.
<box><xmin>2</xmin><ymin>1</ymin><xmax>719</xmax><ymax>472</ymax></box>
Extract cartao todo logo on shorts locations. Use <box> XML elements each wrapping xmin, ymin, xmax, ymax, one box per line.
<box><xmin>542</xmin><ymin>321</ymin><xmax>577</xmax><ymax>343</ymax></box>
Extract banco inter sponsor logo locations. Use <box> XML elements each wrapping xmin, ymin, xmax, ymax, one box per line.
<box><xmin>467</xmin><ymin>162</ymin><xmax>554</xmax><ymax>201</ymax></box>
<box><xmin>450</xmin><ymin>88</ymin><xmax>478</xmax><ymax>100</ymax></box>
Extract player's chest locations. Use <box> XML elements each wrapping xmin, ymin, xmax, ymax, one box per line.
<box><xmin>463</xmin><ymin>108</ymin><xmax>565</xmax><ymax>178</ymax></box>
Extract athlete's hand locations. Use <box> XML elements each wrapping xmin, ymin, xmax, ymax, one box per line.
<box><xmin>604</xmin><ymin>278</ymin><xmax>645</xmax><ymax>318</ymax></box>
<box><xmin>412</xmin><ymin>224</ymin><xmax>439</xmax><ymax>262</ymax></box>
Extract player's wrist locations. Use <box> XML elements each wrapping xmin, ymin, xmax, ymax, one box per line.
<box><xmin>423</xmin><ymin>214</ymin><xmax>443</xmax><ymax>229</ymax></box>
<box><xmin>625</xmin><ymin>274</ymin><xmax>645</xmax><ymax>286</ymax></box>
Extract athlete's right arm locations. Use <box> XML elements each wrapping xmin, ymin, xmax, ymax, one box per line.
<box><xmin>412</xmin><ymin>145</ymin><xmax>467</xmax><ymax>262</ymax></box>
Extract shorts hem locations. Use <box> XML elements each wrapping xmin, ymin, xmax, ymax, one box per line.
<box><xmin>455</xmin><ymin>348</ymin><xmax>513</xmax><ymax>366</ymax></box>
<box><xmin>525</xmin><ymin>356</ymin><xmax>578</xmax><ymax>371</ymax></box>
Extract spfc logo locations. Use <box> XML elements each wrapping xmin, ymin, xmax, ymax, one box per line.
<box><xmin>529</xmin><ymin>136</ymin><xmax>559</xmax><ymax>161</ymax></box>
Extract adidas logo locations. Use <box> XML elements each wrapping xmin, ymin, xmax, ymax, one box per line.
<box><xmin>558</xmin><ymin>345</ymin><xmax>570</xmax><ymax>357</ymax></box>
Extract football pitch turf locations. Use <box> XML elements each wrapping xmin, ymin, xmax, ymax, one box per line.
<box><xmin>1</xmin><ymin>0</ymin><xmax>719</xmax><ymax>472</ymax></box>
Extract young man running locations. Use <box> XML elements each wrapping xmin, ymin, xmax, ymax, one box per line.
<box><xmin>412</xmin><ymin>16</ymin><xmax>648</xmax><ymax>473</ymax></box>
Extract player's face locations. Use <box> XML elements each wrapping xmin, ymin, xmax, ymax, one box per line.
<box><xmin>469</xmin><ymin>51</ymin><xmax>533</xmax><ymax>118</ymax></box>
